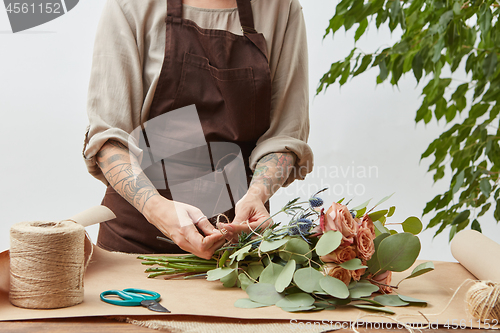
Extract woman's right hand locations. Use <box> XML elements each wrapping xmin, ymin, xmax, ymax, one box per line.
<box><xmin>143</xmin><ymin>195</ymin><xmax>226</xmax><ymax>259</ymax></box>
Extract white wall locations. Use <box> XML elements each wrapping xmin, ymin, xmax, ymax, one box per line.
<box><xmin>1</xmin><ymin>0</ymin><xmax>498</xmax><ymax>260</ymax></box>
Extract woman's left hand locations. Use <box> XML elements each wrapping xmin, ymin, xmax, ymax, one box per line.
<box><xmin>219</xmin><ymin>191</ymin><xmax>271</xmax><ymax>241</ymax></box>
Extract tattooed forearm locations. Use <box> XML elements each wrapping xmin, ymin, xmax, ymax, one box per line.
<box><xmin>249</xmin><ymin>152</ymin><xmax>295</xmax><ymax>201</ymax></box>
<box><xmin>97</xmin><ymin>140</ymin><xmax>159</xmax><ymax>213</ymax></box>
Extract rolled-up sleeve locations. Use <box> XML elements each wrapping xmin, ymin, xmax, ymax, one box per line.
<box><xmin>249</xmin><ymin>0</ymin><xmax>313</xmax><ymax>187</ymax></box>
<box><xmin>83</xmin><ymin>0</ymin><xmax>144</xmax><ymax>185</ymax></box>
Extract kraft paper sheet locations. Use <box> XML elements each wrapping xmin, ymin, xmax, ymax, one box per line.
<box><xmin>0</xmin><ymin>229</ymin><xmax>498</xmax><ymax>328</ymax></box>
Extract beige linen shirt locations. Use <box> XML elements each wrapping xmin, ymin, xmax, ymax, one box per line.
<box><xmin>83</xmin><ymin>0</ymin><xmax>313</xmax><ymax>186</ymax></box>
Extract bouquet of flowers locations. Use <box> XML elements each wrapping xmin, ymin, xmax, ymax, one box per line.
<box><xmin>139</xmin><ymin>190</ymin><xmax>434</xmax><ymax>313</ymax></box>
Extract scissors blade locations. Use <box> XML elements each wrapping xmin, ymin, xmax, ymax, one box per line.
<box><xmin>140</xmin><ymin>300</ymin><xmax>171</xmax><ymax>313</ymax></box>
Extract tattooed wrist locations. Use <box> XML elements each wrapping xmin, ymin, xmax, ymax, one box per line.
<box><xmin>250</xmin><ymin>152</ymin><xmax>295</xmax><ymax>201</ymax></box>
<box><xmin>97</xmin><ymin>140</ymin><xmax>160</xmax><ymax>213</ymax></box>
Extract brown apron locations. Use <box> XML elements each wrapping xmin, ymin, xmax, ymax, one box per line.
<box><xmin>97</xmin><ymin>0</ymin><xmax>272</xmax><ymax>254</ymax></box>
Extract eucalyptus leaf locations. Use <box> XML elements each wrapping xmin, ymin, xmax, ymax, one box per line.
<box><xmin>238</xmin><ymin>273</ymin><xmax>254</xmax><ymax>291</ymax></box>
<box><xmin>353</xmin><ymin>304</ymin><xmax>395</xmax><ymax>314</ymax></box>
<box><xmin>397</xmin><ymin>294</ymin><xmax>428</xmax><ymax>304</ymax></box>
<box><xmin>377</xmin><ymin>233</ymin><xmax>421</xmax><ymax>272</ymax></box>
<box><xmin>339</xmin><ymin>258</ymin><xmax>368</xmax><ymax>271</ymax></box>
<box><xmin>387</xmin><ymin>206</ymin><xmax>396</xmax><ymax>217</ymax></box>
<box><xmin>325</xmin><ymin>297</ymin><xmax>352</xmax><ymax>305</ymax></box>
<box><xmin>366</xmin><ymin>233</ymin><xmax>390</xmax><ymax>274</ymax></box>
<box><xmin>356</xmin><ymin>207</ymin><xmax>367</xmax><ymax>218</ymax></box>
<box><xmin>279</xmin><ymin>238</ymin><xmax>312</xmax><ymax>264</ymax></box>
<box><xmin>402</xmin><ymin>217</ymin><xmax>423</xmax><ymax>235</ymax></box>
<box><xmin>351</xmin><ymin>199</ymin><xmax>372</xmax><ymax>211</ymax></box>
<box><xmin>259</xmin><ymin>263</ymin><xmax>284</xmax><ymax>285</ymax></box>
<box><xmin>246</xmin><ymin>283</ymin><xmax>284</xmax><ymax>305</ymax></box>
<box><xmin>229</xmin><ymin>244</ymin><xmax>252</xmax><ymax>261</ymax></box>
<box><xmin>247</xmin><ymin>262</ymin><xmax>264</xmax><ymax>280</ymax></box>
<box><xmin>260</xmin><ymin>238</ymin><xmax>289</xmax><ymax>253</ymax></box>
<box><xmin>319</xmin><ymin>275</ymin><xmax>350</xmax><ymax>299</ymax></box>
<box><xmin>276</xmin><ymin>293</ymin><xmax>315</xmax><ymax>308</ymax></box>
<box><xmin>262</xmin><ymin>255</ymin><xmax>273</xmax><ymax>266</ymax></box>
<box><xmin>349</xmin><ymin>282</ymin><xmax>379</xmax><ymax>298</ymax></box>
<box><xmin>280</xmin><ymin>305</ymin><xmax>316</xmax><ymax>312</ymax></box>
<box><xmin>353</xmin><ymin>298</ymin><xmax>384</xmax><ymax>306</ymax></box>
<box><xmin>206</xmin><ymin>268</ymin><xmax>235</xmax><ymax>281</ymax></box>
<box><xmin>220</xmin><ymin>269</ymin><xmax>238</xmax><ymax>287</ymax></box>
<box><xmin>314</xmin><ymin>302</ymin><xmax>336</xmax><ymax>310</ymax></box>
<box><xmin>315</xmin><ymin>230</ymin><xmax>342</xmax><ymax>256</ymax></box>
<box><xmin>373</xmin><ymin>193</ymin><xmax>395</xmax><ymax>208</ymax></box>
<box><xmin>373</xmin><ymin>220</ymin><xmax>390</xmax><ymax>235</ymax></box>
<box><xmin>234</xmin><ymin>298</ymin><xmax>269</xmax><ymax>309</ymax></box>
<box><xmin>373</xmin><ymin>295</ymin><xmax>410</xmax><ymax>307</ymax></box>
<box><xmin>293</xmin><ymin>267</ymin><xmax>324</xmax><ymax>293</ymax></box>
<box><xmin>400</xmin><ymin>261</ymin><xmax>435</xmax><ymax>282</ymax></box>
<box><xmin>368</xmin><ymin>210</ymin><xmax>388</xmax><ymax>221</ymax></box>
<box><xmin>275</xmin><ymin>259</ymin><xmax>296</xmax><ymax>293</ymax></box>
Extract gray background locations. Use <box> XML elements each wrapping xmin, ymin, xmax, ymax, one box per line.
<box><xmin>1</xmin><ymin>0</ymin><xmax>498</xmax><ymax>259</ymax></box>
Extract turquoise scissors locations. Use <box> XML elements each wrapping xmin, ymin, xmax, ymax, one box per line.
<box><xmin>100</xmin><ymin>288</ymin><xmax>170</xmax><ymax>313</ymax></box>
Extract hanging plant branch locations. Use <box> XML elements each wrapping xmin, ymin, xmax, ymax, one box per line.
<box><xmin>318</xmin><ymin>0</ymin><xmax>500</xmax><ymax>240</ymax></box>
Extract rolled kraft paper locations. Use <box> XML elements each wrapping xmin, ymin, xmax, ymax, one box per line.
<box><xmin>451</xmin><ymin>230</ymin><xmax>500</xmax><ymax>281</ymax></box>
<box><xmin>9</xmin><ymin>221</ymin><xmax>86</xmax><ymax>309</ymax></box>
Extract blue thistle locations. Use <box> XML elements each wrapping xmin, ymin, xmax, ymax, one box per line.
<box><xmin>288</xmin><ymin>218</ymin><xmax>313</xmax><ymax>243</ymax></box>
<box><xmin>350</xmin><ymin>210</ymin><xmax>357</xmax><ymax>218</ymax></box>
<box><xmin>297</xmin><ymin>218</ymin><xmax>313</xmax><ymax>233</ymax></box>
<box><xmin>309</xmin><ymin>197</ymin><xmax>324</xmax><ymax>208</ymax></box>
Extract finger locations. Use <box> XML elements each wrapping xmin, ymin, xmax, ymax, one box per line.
<box><xmin>182</xmin><ymin>223</ymin><xmax>224</xmax><ymax>256</ymax></box>
<box><xmin>232</xmin><ymin>212</ymin><xmax>247</xmax><ymax>225</ymax></box>
<box><xmin>227</xmin><ymin>222</ymin><xmax>250</xmax><ymax>234</ymax></box>
<box><xmin>201</xmin><ymin>231</ymin><xmax>225</xmax><ymax>249</ymax></box>
<box><xmin>180</xmin><ymin>224</ymin><xmax>213</xmax><ymax>257</ymax></box>
<box><xmin>196</xmin><ymin>217</ymin><xmax>219</xmax><ymax>236</ymax></box>
<box><xmin>216</xmin><ymin>223</ymin><xmax>236</xmax><ymax>241</ymax></box>
<box><xmin>205</xmin><ymin>237</ymin><xmax>227</xmax><ymax>253</ymax></box>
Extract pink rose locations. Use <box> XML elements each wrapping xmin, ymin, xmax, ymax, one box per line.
<box><xmin>351</xmin><ymin>267</ymin><xmax>366</xmax><ymax>281</ymax></box>
<box><xmin>360</xmin><ymin>214</ymin><xmax>376</xmax><ymax>238</ymax></box>
<box><xmin>370</xmin><ymin>271</ymin><xmax>393</xmax><ymax>294</ymax></box>
<box><xmin>320</xmin><ymin>245</ymin><xmax>357</xmax><ymax>264</ymax></box>
<box><xmin>323</xmin><ymin>263</ymin><xmax>352</xmax><ymax>286</ymax></box>
<box><xmin>356</xmin><ymin>227</ymin><xmax>375</xmax><ymax>261</ymax></box>
<box><xmin>322</xmin><ymin>202</ymin><xmax>358</xmax><ymax>244</ymax></box>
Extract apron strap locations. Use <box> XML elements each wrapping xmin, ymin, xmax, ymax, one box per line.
<box><xmin>236</xmin><ymin>0</ymin><xmax>257</xmax><ymax>34</ymax></box>
<box><xmin>167</xmin><ymin>0</ymin><xmax>182</xmax><ymax>18</ymax></box>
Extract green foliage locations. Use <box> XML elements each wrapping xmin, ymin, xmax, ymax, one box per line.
<box><xmin>377</xmin><ymin>233</ymin><xmax>421</xmax><ymax>272</ymax></box>
<box><xmin>315</xmin><ymin>230</ymin><xmax>342</xmax><ymax>255</ymax></box>
<box><xmin>373</xmin><ymin>295</ymin><xmax>410</xmax><ymax>306</ymax></box>
<box><xmin>319</xmin><ymin>275</ymin><xmax>350</xmax><ymax>298</ymax></box>
<box><xmin>397</xmin><ymin>261</ymin><xmax>435</xmax><ymax>286</ymax></box>
<box><xmin>141</xmin><ymin>195</ymin><xmax>432</xmax><ymax>314</ymax></box>
<box><xmin>319</xmin><ymin>0</ymin><xmax>500</xmax><ymax>240</ymax></box>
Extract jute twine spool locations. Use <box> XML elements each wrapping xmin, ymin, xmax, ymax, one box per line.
<box><xmin>465</xmin><ymin>280</ymin><xmax>500</xmax><ymax>321</ymax></box>
<box><xmin>9</xmin><ymin>220</ymin><xmax>85</xmax><ymax>309</ymax></box>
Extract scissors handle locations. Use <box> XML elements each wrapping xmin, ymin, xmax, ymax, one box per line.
<box><xmin>123</xmin><ymin>288</ymin><xmax>161</xmax><ymax>301</ymax></box>
<box><xmin>100</xmin><ymin>288</ymin><xmax>161</xmax><ymax>306</ymax></box>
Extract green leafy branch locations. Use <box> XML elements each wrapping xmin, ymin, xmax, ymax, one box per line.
<box><xmin>318</xmin><ymin>0</ymin><xmax>500</xmax><ymax>239</ymax></box>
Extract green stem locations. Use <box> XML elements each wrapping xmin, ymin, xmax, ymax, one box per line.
<box><xmin>148</xmin><ymin>271</ymin><xmax>172</xmax><ymax>278</ymax></box>
<box><xmin>138</xmin><ymin>256</ymin><xmax>216</xmax><ymax>265</ymax></box>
